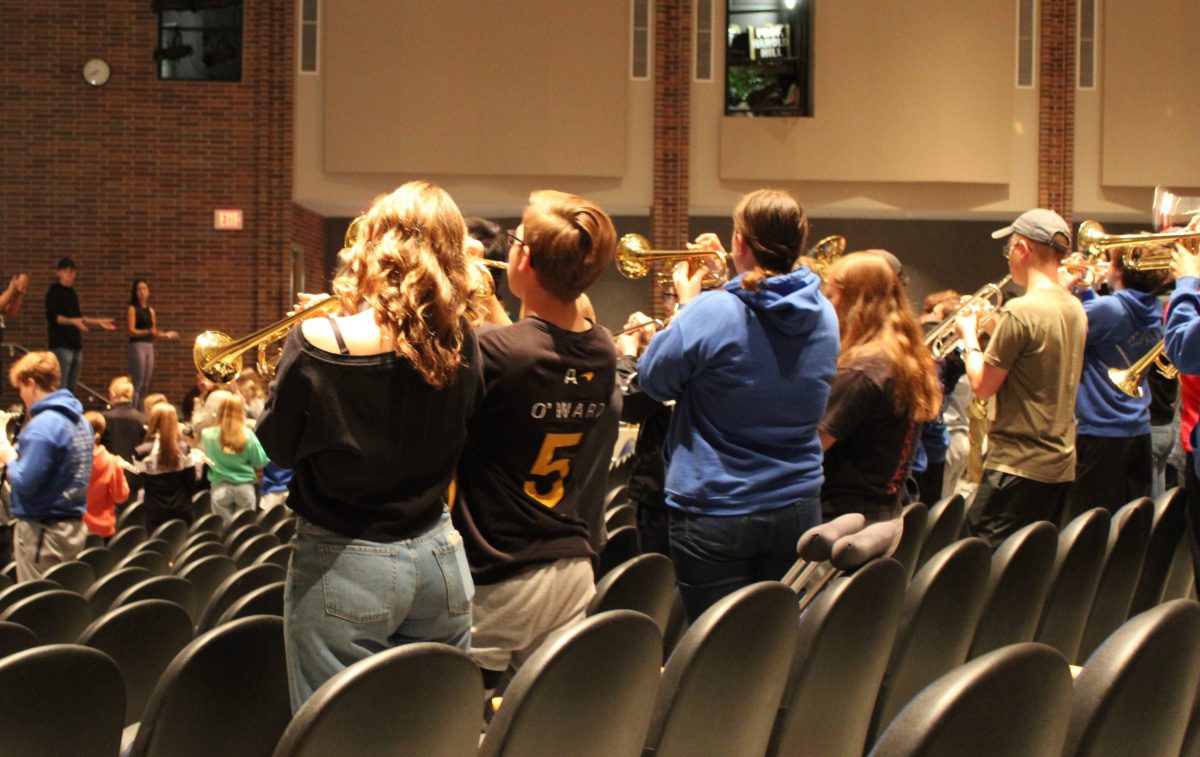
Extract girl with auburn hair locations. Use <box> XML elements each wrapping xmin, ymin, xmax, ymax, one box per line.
<box><xmin>135</xmin><ymin>403</ymin><xmax>199</xmax><ymax>533</ymax></box>
<box><xmin>200</xmin><ymin>393</ymin><xmax>268</xmax><ymax>523</ymax></box>
<box><xmin>637</xmin><ymin>188</ymin><xmax>841</xmax><ymax>621</ymax></box>
<box><xmin>820</xmin><ymin>251</ymin><xmax>942</xmax><ymax>522</ymax></box>
<box><xmin>256</xmin><ymin>181</ymin><xmax>485</xmax><ymax>711</ymax></box>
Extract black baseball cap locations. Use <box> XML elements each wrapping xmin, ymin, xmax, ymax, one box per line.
<box><xmin>55</xmin><ymin>257</ymin><xmax>76</xmax><ymax>270</ymax></box>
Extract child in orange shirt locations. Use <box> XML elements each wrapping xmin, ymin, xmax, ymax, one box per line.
<box><xmin>83</xmin><ymin>411</ymin><xmax>130</xmax><ymax>538</ymax></box>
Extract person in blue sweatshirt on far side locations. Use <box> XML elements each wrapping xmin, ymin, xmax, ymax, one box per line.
<box><xmin>637</xmin><ymin>188</ymin><xmax>840</xmax><ymax>621</ymax></box>
<box><xmin>1062</xmin><ymin>247</ymin><xmax>1168</xmax><ymax>520</ymax></box>
<box><xmin>0</xmin><ymin>351</ymin><xmax>92</xmax><ymax>581</ymax></box>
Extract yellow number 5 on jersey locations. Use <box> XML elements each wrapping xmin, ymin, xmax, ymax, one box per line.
<box><xmin>523</xmin><ymin>432</ymin><xmax>583</xmax><ymax>508</ymax></box>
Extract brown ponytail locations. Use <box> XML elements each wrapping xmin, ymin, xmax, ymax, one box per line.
<box><xmin>733</xmin><ymin>189</ymin><xmax>808</xmax><ymax>292</ymax></box>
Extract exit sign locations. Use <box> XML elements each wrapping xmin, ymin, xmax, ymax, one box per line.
<box><xmin>214</xmin><ymin>209</ymin><xmax>244</xmax><ymax>230</ymax></box>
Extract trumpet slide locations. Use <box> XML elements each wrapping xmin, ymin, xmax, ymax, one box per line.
<box><xmin>923</xmin><ymin>275</ymin><xmax>1012</xmax><ymax>360</ymax></box>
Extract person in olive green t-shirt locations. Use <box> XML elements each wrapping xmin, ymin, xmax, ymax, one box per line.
<box><xmin>955</xmin><ymin>209</ymin><xmax>1087</xmax><ymax>546</ymax></box>
<box><xmin>200</xmin><ymin>393</ymin><xmax>269</xmax><ymax>524</ymax></box>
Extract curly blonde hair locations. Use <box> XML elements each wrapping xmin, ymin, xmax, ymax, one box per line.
<box><xmin>825</xmin><ymin>252</ymin><xmax>942</xmax><ymax>423</ymax></box>
<box><xmin>332</xmin><ymin>181</ymin><xmax>486</xmax><ymax>389</ymax></box>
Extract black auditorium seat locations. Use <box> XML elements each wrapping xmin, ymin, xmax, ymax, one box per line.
<box><xmin>41</xmin><ymin>559</ymin><xmax>96</xmax><ymax>594</ymax></box>
<box><xmin>0</xmin><ymin>578</ymin><xmax>58</xmax><ymax>614</ymax></box>
<box><xmin>0</xmin><ymin>621</ymin><xmax>38</xmax><ymax>659</ymax></box>
<box><xmin>85</xmin><ymin>566</ymin><xmax>156</xmax><ymax>619</ymax></box>
<box><xmin>189</xmin><ymin>511</ymin><xmax>222</xmax><ymax>535</ymax></box>
<box><xmin>171</xmin><ymin>541</ymin><xmax>225</xmax><ymax>574</ymax></box>
<box><xmin>254</xmin><ymin>544</ymin><xmax>294</xmax><ymax>570</ymax></box>
<box><xmin>78</xmin><ymin>599</ymin><xmax>194</xmax><ymax>726</ymax></box>
<box><xmin>216</xmin><ymin>580</ymin><xmax>285</xmax><ymax>626</ymax></box>
<box><xmin>915</xmin><ymin>494</ymin><xmax>966</xmax><ymax>571</ymax></box>
<box><xmin>231</xmin><ymin>532</ymin><xmax>281</xmax><ymax>569</ymax></box>
<box><xmin>76</xmin><ymin>546</ymin><xmax>117</xmax><ymax>579</ymax></box>
<box><xmin>107</xmin><ymin>525</ymin><xmax>148</xmax><ymax>560</ymax></box>
<box><xmin>1076</xmin><ymin>497</ymin><xmax>1154</xmax><ymax>660</ymax></box>
<box><xmin>604</xmin><ymin>503</ymin><xmax>637</xmax><ymax>533</ymax></box>
<box><xmin>643</xmin><ymin>582</ymin><xmax>798</xmax><ymax>757</ymax></box>
<box><xmin>1034</xmin><ymin>508</ymin><xmax>1110</xmax><ymax>664</ymax></box>
<box><xmin>131</xmin><ymin>537</ymin><xmax>173</xmax><ymax>559</ymax></box>
<box><xmin>149</xmin><ymin>520</ymin><xmax>190</xmax><ymax>560</ymax></box>
<box><xmin>768</xmin><ymin>557</ymin><xmax>906</xmax><ymax>757</ymax></box>
<box><xmin>176</xmin><ymin>554</ymin><xmax>237</xmax><ymax>612</ymax></box>
<box><xmin>270</xmin><ymin>517</ymin><xmax>297</xmax><ymax>543</ymax></box>
<box><xmin>479</xmin><ymin>610</ymin><xmax>661</xmax><ymax>757</ymax></box>
<box><xmin>111</xmin><ymin>575</ymin><xmax>197</xmax><ymax>623</ymax></box>
<box><xmin>223</xmin><ymin>523</ymin><xmax>262</xmax><ymax>556</ymax></box>
<box><xmin>114</xmin><ymin>548</ymin><xmax>169</xmax><ymax>576</ymax></box>
<box><xmin>1129</xmin><ymin>486</ymin><xmax>1188</xmax><ymax>615</ymax></box>
<box><xmin>0</xmin><ymin>644</ymin><xmax>125</xmax><ymax>756</ymax></box>
<box><xmin>0</xmin><ymin>589</ymin><xmax>92</xmax><ymax>644</ymax></box>
<box><xmin>597</xmin><ymin>525</ymin><xmax>640</xmax><ymax>577</ymax></box>
<box><xmin>117</xmin><ymin>500</ymin><xmax>147</xmax><ymax>531</ymax></box>
<box><xmin>129</xmin><ymin>616</ymin><xmax>290</xmax><ymax>757</ymax></box>
<box><xmin>255</xmin><ymin>505</ymin><xmax>289</xmax><ymax>529</ymax></box>
<box><xmin>587</xmin><ymin>552</ymin><xmax>676</xmax><ymax>638</ymax></box>
<box><xmin>867</xmin><ymin>643</ymin><xmax>1072</xmax><ymax>757</ymax></box>
<box><xmin>191</xmin><ymin>490</ymin><xmax>213</xmax><ymax>520</ymax></box>
<box><xmin>221</xmin><ymin>509</ymin><xmax>258</xmax><ymax>538</ymax></box>
<box><xmin>274</xmin><ymin>642</ymin><xmax>482</xmax><ymax>757</ymax></box>
<box><xmin>867</xmin><ymin>538</ymin><xmax>991</xmax><ymax>747</ymax></box>
<box><xmin>968</xmin><ymin>520</ymin><xmax>1058</xmax><ymax>659</ymax></box>
<box><xmin>195</xmin><ymin>563</ymin><xmax>286</xmax><ymax>633</ymax></box>
<box><xmin>891</xmin><ymin>502</ymin><xmax>929</xmax><ymax>581</ymax></box>
<box><xmin>1064</xmin><ymin>599</ymin><xmax>1200</xmax><ymax>757</ymax></box>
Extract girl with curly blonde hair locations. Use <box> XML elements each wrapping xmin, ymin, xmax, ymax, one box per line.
<box><xmin>257</xmin><ymin>181</ymin><xmax>486</xmax><ymax>710</ymax></box>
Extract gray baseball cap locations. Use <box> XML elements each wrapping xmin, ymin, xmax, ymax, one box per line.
<box><xmin>991</xmin><ymin>209</ymin><xmax>1072</xmax><ymax>253</ymax></box>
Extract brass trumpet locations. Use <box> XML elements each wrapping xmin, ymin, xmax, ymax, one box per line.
<box><xmin>1077</xmin><ymin>220</ymin><xmax>1200</xmax><ymax>271</ymax></box>
<box><xmin>924</xmin><ymin>275</ymin><xmax>1012</xmax><ymax>360</ymax></box>
<box><xmin>1108</xmin><ymin>340</ymin><xmax>1178</xmax><ymax>398</ymax></box>
<box><xmin>615</xmin><ymin>233</ymin><xmax>730</xmax><ymax>291</ymax></box>
<box><xmin>194</xmin><ymin>296</ymin><xmax>343</xmax><ymax>384</ymax></box>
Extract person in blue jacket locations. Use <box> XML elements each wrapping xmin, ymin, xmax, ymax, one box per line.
<box><xmin>637</xmin><ymin>188</ymin><xmax>840</xmax><ymax>621</ymax></box>
<box><xmin>0</xmin><ymin>351</ymin><xmax>92</xmax><ymax>581</ymax></box>
<box><xmin>1062</xmin><ymin>249</ymin><xmax>1168</xmax><ymax>520</ymax></box>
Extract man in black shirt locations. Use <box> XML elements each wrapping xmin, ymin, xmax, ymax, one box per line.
<box><xmin>44</xmin><ymin>257</ymin><xmax>115</xmax><ymax>394</ymax></box>
<box><xmin>101</xmin><ymin>375</ymin><xmax>147</xmax><ymax>502</ymax></box>
<box><xmin>452</xmin><ymin>190</ymin><xmax>618</xmax><ymax>691</ymax></box>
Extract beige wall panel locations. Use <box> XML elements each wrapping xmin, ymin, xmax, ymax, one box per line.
<box><xmin>323</xmin><ymin>1</ymin><xmax>627</xmax><ymax>178</ymax></box>
<box><xmin>719</xmin><ymin>0</ymin><xmax>1013</xmax><ymax>184</ymax></box>
<box><xmin>1101</xmin><ymin>0</ymin><xmax>1200</xmax><ymax>188</ymax></box>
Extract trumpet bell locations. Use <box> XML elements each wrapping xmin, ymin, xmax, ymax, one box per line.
<box><xmin>1154</xmin><ymin>186</ymin><xmax>1200</xmax><ymax>231</ymax></box>
<box><xmin>615</xmin><ymin>234</ymin><xmax>653</xmax><ymax>279</ymax></box>
<box><xmin>194</xmin><ymin>330</ymin><xmax>239</xmax><ymax>385</ymax></box>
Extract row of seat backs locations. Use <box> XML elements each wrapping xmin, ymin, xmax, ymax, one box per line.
<box><xmin>870</xmin><ymin>599</ymin><xmax>1200</xmax><ymax>757</ymax></box>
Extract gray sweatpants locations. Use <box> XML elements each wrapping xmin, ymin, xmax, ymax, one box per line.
<box><xmin>14</xmin><ymin>519</ymin><xmax>86</xmax><ymax>582</ymax></box>
<box><xmin>470</xmin><ymin>556</ymin><xmax>595</xmax><ymax>674</ymax></box>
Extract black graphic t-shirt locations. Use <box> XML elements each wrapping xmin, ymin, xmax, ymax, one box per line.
<box><xmin>819</xmin><ymin>345</ymin><xmax>916</xmax><ymax>522</ymax></box>
<box><xmin>452</xmin><ymin>316</ymin><xmax>617</xmax><ymax>585</ymax></box>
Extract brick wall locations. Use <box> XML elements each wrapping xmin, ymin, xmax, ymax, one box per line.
<box><xmin>0</xmin><ymin>2</ymin><xmax>294</xmax><ymax>408</ymax></box>
<box><xmin>290</xmin><ymin>203</ymin><xmax>329</xmax><ymax>296</ymax></box>
<box><xmin>1038</xmin><ymin>0</ymin><xmax>1075</xmax><ymax>222</ymax></box>
<box><xmin>650</xmin><ymin>0</ymin><xmax>692</xmax><ymax>318</ymax></box>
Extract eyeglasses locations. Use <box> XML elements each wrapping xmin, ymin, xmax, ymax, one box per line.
<box><xmin>506</xmin><ymin>229</ymin><xmax>527</xmax><ymax>249</ymax></box>
<box><xmin>1001</xmin><ymin>239</ymin><xmax>1016</xmax><ymax>260</ymax></box>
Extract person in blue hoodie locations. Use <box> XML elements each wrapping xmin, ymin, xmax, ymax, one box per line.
<box><xmin>1061</xmin><ymin>249</ymin><xmax>1168</xmax><ymax>520</ymax></box>
<box><xmin>0</xmin><ymin>351</ymin><xmax>92</xmax><ymax>581</ymax></box>
<box><xmin>637</xmin><ymin>188</ymin><xmax>839</xmax><ymax>621</ymax></box>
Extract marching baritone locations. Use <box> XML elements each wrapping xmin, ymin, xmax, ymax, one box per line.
<box><xmin>957</xmin><ymin>209</ymin><xmax>1087</xmax><ymax>547</ymax></box>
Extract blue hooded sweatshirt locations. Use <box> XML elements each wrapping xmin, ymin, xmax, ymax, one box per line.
<box><xmin>1075</xmin><ymin>288</ymin><xmax>1163</xmax><ymax>437</ymax></box>
<box><xmin>7</xmin><ymin>389</ymin><xmax>92</xmax><ymax>521</ymax></box>
<box><xmin>638</xmin><ymin>268</ymin><xmax>839</xmax><ymax>515</ymax></box>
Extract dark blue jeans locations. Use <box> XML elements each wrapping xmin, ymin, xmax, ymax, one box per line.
<box><xmin>668</xmin><ymin>498</ymin><xmax>820</xmax><ymax>622</ymax></box>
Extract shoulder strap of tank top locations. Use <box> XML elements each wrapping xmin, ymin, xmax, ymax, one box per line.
<box><xmin>325</xmin><ymin>315</ymin><xmax>350</xmax><ymax>356</ymax></box>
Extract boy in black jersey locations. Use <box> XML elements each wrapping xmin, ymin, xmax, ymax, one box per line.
<box><xmin>452</xmin><ymin>190</ymin><xmax>618</xmax><ymax>689</ymax></box>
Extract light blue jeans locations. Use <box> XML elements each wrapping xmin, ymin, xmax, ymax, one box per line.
<box><xmin>210</xmin><ymin>481</ymin><xmax>256</xmax><ymax>524</ymax></box>
<box><xmin>283</xmin><ymin>508</ymin><xmax>474</xmax><ymax>711</ymax></box>
<box><xmin>50</xmin><ymin>347</ymin><xmax>82</xmax><ymax>395</ymax></box>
